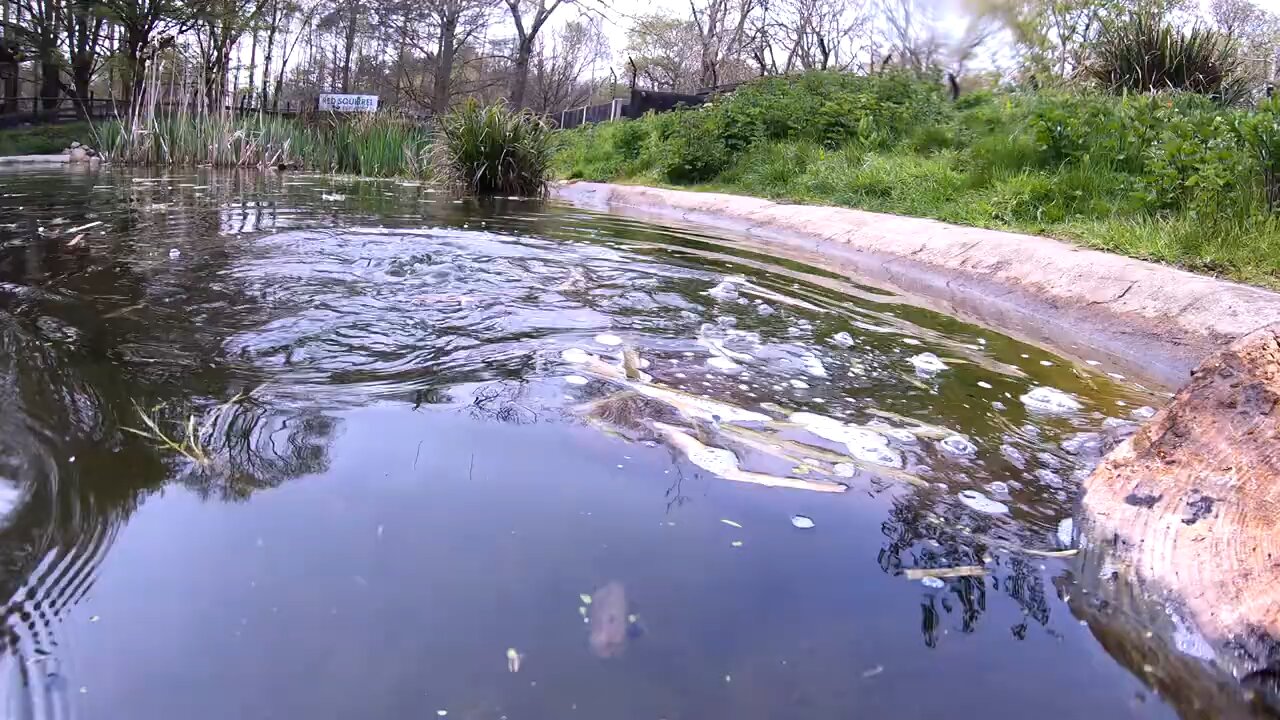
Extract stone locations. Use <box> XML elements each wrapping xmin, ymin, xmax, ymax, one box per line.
<box><xmin>70</xmin><ymin>141</ymin><xmax>81</xmax><ymax>149</ymax></box>
<box><xmin>68</xmin><ymin>147</ymin><xmax>88</xmax><ymax>163</ymax></box>
<box><xmin>1082</xmin><ymin>323</ymin><xmax>1280</xmax><ymax>679</ymax></box>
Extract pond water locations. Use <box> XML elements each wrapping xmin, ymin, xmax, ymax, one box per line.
<box><xmin>0</xmin><ymin>168</ymin><xmax>1194</xmax><ymax>719</ymax></box>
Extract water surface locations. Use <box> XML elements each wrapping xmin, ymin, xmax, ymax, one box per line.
<box><xmin>0</xmin><ymin>168</ymin><xmax>1194</xmax><ymax>719</ymax></box>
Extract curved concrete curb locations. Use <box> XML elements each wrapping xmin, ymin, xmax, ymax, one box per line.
<box><xmin>553</xmin><ymin>182</ymin><xmax>1280</xmax><ymax>388</ymax></box>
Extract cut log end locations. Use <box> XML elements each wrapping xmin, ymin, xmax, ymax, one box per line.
<box><xmin>1083</xmin><ymin>324</ymin><xmax>1280</xmax><ymax>687</ymax></box>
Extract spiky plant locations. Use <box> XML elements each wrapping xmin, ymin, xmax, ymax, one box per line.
<box><xmin>430</xmin><ymin>100</ymin><xmax>555</xmax><ymax>197</ymax></box>
<box><xmin>1090</xmin><ymin>12</ymin><xmax>1246</xmax><ymax>104</ymax></box>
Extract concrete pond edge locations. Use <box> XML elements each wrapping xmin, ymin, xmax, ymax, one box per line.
<box><xmin>552</xmin><ymin>181</ymin><xmax>1280</xmax><ymax>390</ymax></box>
<box><xmin>553</xmin><ymin>181</ymin><xmax>1280</xmax><ymax>715</ymax></box>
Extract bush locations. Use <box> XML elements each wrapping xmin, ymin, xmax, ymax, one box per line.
<box><xmin>431</xmin><ymin>100</ymin><xmax>554</xmax><ymax>197</ymax></box>
<box><xmin>652</xmin><ymin>107</ymin><xmax>730</xmax><ymax>183</ymax></box>
<box><xmin>1090</xmin><ymin>12</ymin><xmax>1246</xmax><ymax>103</ymax></box>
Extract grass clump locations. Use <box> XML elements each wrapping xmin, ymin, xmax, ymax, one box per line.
<box><xmin>430</xmin><ymin>100</ymin><xmax>554</xmax><ymax>197</ymax></box>
<box><xmin>0</xmin><ymin>122</ymin><xmax>91</xmax><ymax>156</ymax></box>
<box><xmin>555</xmin><ymin>70</ymin><xmax>1280</xmax><ymax>287</ymax></box>
<box><xmin>96</xmin><ymin>110</ymin><xmax>433</xmax><ymax>178</ymax></box>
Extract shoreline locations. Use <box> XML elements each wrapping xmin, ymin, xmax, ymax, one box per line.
<box><xmin>553</xmin><ymin>181</ymin><xmax>1280</xmax><ymax>389</ymax></box>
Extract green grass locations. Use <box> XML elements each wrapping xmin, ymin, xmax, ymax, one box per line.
<box><xmin>554</xmin><ymin>73</ymin><xmax>1280</xmax><ymax>288</ymax></box>
<box><xmin>0</xmin><ymin>122</ymin><xmax>91</xmax><ymax>156</ymax></box>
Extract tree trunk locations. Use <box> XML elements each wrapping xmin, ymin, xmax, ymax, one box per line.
<box><xmin>510</xmin><ymin>39</ymin><xmax>533</xmax><ymax>109</ymax></box>
<box><xmin>432</xmin><ymin>13</ymin><xmax>458</xmax><ymax>116</ymax></box>
<box><xmin>39</xmin><ymin>58</ymin><xmax>61</xmax><ymax>111</ymax></box>
<box><xmin>1081</xmin><ymin>323</ymin><xmax>1280</xmax><ymax>687</ymax></box>
<box><xmin>341</xmin><ymin>1</ymin><xmax>357</xmax><ymax>93</ymax></box>
<box><xmin>261</xmin><ymin>1</ymin><xmax>277</xmax><ymax>108</ymax></box>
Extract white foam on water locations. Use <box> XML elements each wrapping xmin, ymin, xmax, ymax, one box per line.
<box><xmin>977</xmin><ymin>381</ymin><xmax>993</xmax><ymax>389</ymax></box>
<box><xmin>801</xmin><ymin>355</ymin><xmax>829</xmax><ymax>378</ymax></box>
<box><xmin>707</xmin><ymin>356</ymin><xmax>740</xmax><ymax>371</ymax></box>
<box><xmin>595</xmin><ymin>334</ymin><xmax>623</xmax><ymax>346</ymax></box>
<box><xmin>561</xmin><ymin>348</ymin><xmax>593</xmax><ymax>364</ymax></box>
<box><xmin>789</xmin><ymin>379</ymin><xmax>810</xmax><ymax>389</ymax></box>
<box><xmin>830</xmin><ymin>332</ymin><xmax>855</xmax><ymax>348</ymax></box>
<box><xmin>705</xmin><ymin>280</ymin><xmax>739</xmax><ymax>301</ymax></box>
<box><xmin>939</xmin><ymin>435</ymin><xmax>977</xmax><ymax>456</ymax></box>
<box><xmin>909</xmin><ymin>352</ymin><xmax>948</xmax><ymax>373</ymax></box>
<box><xmin>1020</xmin><ymin>386</ymin><xmax>1084</xmax><ymax>413</ymax></box>
<box><xmin>957</xmin><ymin>489</ymin><xmax>1009</xmax><ymax>514</ymax></box>
<box><xmin>565</xmin><ymin>375</ymin><xmax>589</xmax><ymax>385</ymax></box>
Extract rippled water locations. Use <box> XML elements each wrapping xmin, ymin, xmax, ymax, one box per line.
<box><xmin>0</xmin><ymin>167</ymin><xmax>1201</xmax><ymax>719</ymax></box>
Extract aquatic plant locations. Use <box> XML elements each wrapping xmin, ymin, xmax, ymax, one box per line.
<box><xmin>430</xmin><ymin>100</ymin><xmax>555</xmax><ymax>197</ymax></box>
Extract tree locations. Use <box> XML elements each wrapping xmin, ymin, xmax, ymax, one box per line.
<box><xmin>688</xmin><ymin>0</ymin><xmax>761</xmax><ymax>87</ymax></box>
<box><xmin>93</xmin><ymin>0</ymin><xmax>190</xmax><ymax>101</ymax></box>
<box><xmin>526</xmin><ymin>16</ymin><xmax>606</xmax><ymax>113</ymax></box>
<box><xmin>195</xmin><ymin>0</ymin><xmax>268</xmax><ymax>111</ymax></box>
<box><xmin>504</xmin><ymin>0</ymin><xmax>568</xmax><ymax>108</ymax></box>
<box><xmin>1210</xmin><ymin>0</ymin><xmax>1280</xmax><ymax>86</ymax></box>
<box><xmin>64</xmin><ymin>0</ymin><xmax>107</xmax><ymax>114</ymax></box>
<box><xmin>625</xmin><ymin>13</ymin><xmax>702</xmax><ymax>91</ymax></box>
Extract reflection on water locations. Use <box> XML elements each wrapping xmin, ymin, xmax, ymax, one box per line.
<box><xmin>0</xmin><ymin>167</ymin><xmax>1244</xmax><ymax>719</ymax></box>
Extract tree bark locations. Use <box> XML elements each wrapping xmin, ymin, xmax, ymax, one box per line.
<box><xmin>510</xmin><ymin>39</ymin><xmax>533</xmax><ymax>109</ymax></box>
<box><xmin>1082</xmin><ymin>323</ymin><xmax>1280</xmax><ymax>686</ymax></box>
<box><xmin>341</xmin><ymin>0</ymin><xmax>357</xmax><ymax>93</ymax></box>
<box><xmin>432</xmin><ymin>11</ymin><xmax>458</xmax><ymax>116</ymax></box>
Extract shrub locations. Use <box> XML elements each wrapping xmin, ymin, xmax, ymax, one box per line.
<box><xmin>1237</xmin><ymin>98</ymin><xmax>1280</xmax><ymax>213</ymax></box>
<box><xmin>431</xmin><ymin>100</ymin><xmax>554</xmax><ymax>197</ymax></box>
<box><xmin>1090</xmin><ymin>12</ymin><xmax>1246</xmax><ymax>103</ymax></box>
<box><xmin>653</xmin><ymin>107</ymin><xmax>729</xmax><ymax>183</ymax></box>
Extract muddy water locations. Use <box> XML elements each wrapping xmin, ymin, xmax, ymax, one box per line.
<box><xmin>0</xmin><ymin>167</ymin><xmax>1189</xmax><ymax>719</ymax></box>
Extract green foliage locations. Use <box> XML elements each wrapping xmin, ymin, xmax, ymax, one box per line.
<box><xmin>1090</xmin><ymin>12</ymin><xmax>1246</xmax><ymax>103</ymax></box>
<box><xmin>1237</xmin><ymin>98</ymin><xmax>1280</xmax><ymax>212</ymax></box>
<box><xmin>98</xmin><ymin>112</ymin><xmax>433</xmax><ymax>178</ymax></box>
<box><xmin>0</xmin><ymin>123</ymin><xmax>91</xmax><ymax>156</ymax></box>
<box><xmin>554</xmin><ymin>70</ymin><xmax>1280</xmax><ymax>286</ymax></box>
<box><xmin>430</xmin><ymin>100</ymin><xmax>554</xmax><ymax>197</ymax></box>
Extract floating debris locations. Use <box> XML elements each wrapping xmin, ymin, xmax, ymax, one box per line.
<box><xmin>790</xmin><ymin>515</ymin><xmax>815</xmax><ymax>529</ymax></box>
<box><xmin>506</xmin><ymin>647</ymin><xmax>523</xmax><ymax>673</ymax></box>
<box><xmin>588</xmin><ymin>581</ymin><xmax>630</xmax><ymax>658</ymax></box>
<box><xmin>595</xmin><ymin>333</ymin><xmax>623</xmax><ymax>346</ymax></box>
<box><xmin>789</xmin><ymin>412</ymin><xmax>902</xmax><ymax>468</ymax></box>
<box><xmin>957</xmin><ymin>489</ymin><xmax>1010</xmax><ymax>514</ymax></box>
<box><xmin>565</xmin><ymin>375</ymin><xmax>589</xmax><ymax>385</ymax></box>
<box><xmin>168</xmin><ymin>248</ymin><xmax>181</xmax><ymax>259</ymax></box>
<box><xmin>987</xmin><ymin>481</ymin><xmax>1010</xmax><ymax>496</ymax></box>
<box><xmin>977</xmin><ymin>381</ymin><xmax>993</xmax><ymax>389</ymax></box>
<box><xmin>720</xmin><ymin>519</ymin><xmax>743</xmax><ymax>528</ymax></box>
<box><xmin>905</xmin><ymin>566</ymin><xmax>987</xmax><ymax>580</ymax></box>
<box><xmin>920</xmin><ymin>577</ymin><xmax>945</xmax><ymax>589</ymax></box>
<box><xmin>1057</xmin><ymin>518</ymin><xmax>1074</xmax><ymax>548</ymax></box>
<box><xmin>909</xmin><ymin>352</ymin><xmax>948</xmax><ymax>373</ymax></box>
<box><xmin>1020</xmin><ymin>386</ymin><xmax>1083</xmax><ymax>413</ymax></box>
<box><xmin>862</xmin><ymin>665</ymin><xmax>885</xmax><ymax>678</ymax></box>
<box><xmin>730</xmin><ymin>540</ymin><xmax>744</xmax><ymax>547</ymax></box>
<box><xmin>321</xmin><ymin>193</ymin><xmax>346</xmax><ymax>201</ymax></box>
<box><xmin>830</xmin><ymin>332</ymin><xmax>855</xmax><ymax>348</ymax></box>
<box><xmin>654</xmin><ymin>423</ymin><xmax>846</xmax><ymax>493</ymax></box>
<box><xmin>789</xmin><ymin>379</ymin><xmax>810</xmax><ymax>389</ymax></box>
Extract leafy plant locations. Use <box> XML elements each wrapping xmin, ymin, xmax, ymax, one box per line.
<box><xmin>1237</xmin><ymin>98</ymin><xmax>1280</xmax><ymax>213</ymax></box>
<box><xmin>1090</xmin><ymin>12</ymin><xmax>1246</xmax><ymax>103</ymax></box>
<box><xmin>431</xmin><ymin>100</ymin><xmax>554</xmax><ymax>197</ymax></box>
